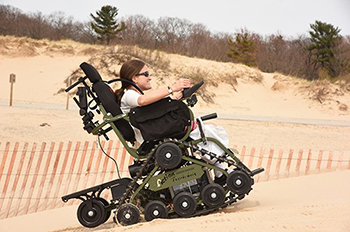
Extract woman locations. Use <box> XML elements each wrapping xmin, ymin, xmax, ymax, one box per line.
<box><xmin>115</xmin><ymin>59</ymin><xmax>191</xmax><ymax>143</ymax></box>
<box><xmin>115</xmin><ymin>59</ymin><xmax>229</xmax><ymax>182</ymax></box>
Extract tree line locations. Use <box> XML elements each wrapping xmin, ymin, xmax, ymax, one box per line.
<box><xmin>1</xmin><ymin>4</ymin><xmax>349</xmax><ymax>80</ymax></box>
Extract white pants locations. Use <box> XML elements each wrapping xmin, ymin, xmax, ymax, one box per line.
<box><xmin>190</xmin><ymin>122</ymin><xmax>229</xmax><ymax>177</ymax></box>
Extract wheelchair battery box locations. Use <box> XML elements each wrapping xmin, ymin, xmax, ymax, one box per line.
<box><xmin>172</xmin><ymin>169</ymin><xmax>210</xmax><ymax>196</ymax></box>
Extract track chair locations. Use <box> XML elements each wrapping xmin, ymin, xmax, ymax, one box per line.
<box><xmin>62</xmin><ymin>62</ymin><xmax>264</xmax><ymax>228</ymax></box>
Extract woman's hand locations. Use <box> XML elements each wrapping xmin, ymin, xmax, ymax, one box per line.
<box><xmin>172</xmin><ymin>92</ymin><xmax>183</xmax><ymax>100</ymax></box>
<box><xmin>137</xmin><ymin>78</ymin><xmax>191</xmax><ymax>106</ymax></box>
<box><xmin>171</xmin><ymin>78</ymin><xmax>192</xmax><ymax>92</ymax></box>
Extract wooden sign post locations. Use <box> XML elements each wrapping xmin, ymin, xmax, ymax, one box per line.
<box><xmin>9</xmin><ymin>74</ymin><xmax>16</xmax><ymax>106</ymax></box>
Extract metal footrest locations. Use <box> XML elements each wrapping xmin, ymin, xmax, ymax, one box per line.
<box><xmin>61</xmin><ymin>178</ymin><xmax>131</xmax><ymax>202</ymax></box>
<box><xmin>251</xmin><ymin>167</ymin><xmax>265</xmax><ymax>176</ymax></box>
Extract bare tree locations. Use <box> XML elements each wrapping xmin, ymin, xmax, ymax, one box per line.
<box><xmin>186</xmin><ymin>23</ymin><xmax>210</xmax><ymax>57</ymax></box>
<box><xmin>48</xmin><ymin>11</ymin><xmax>77</xmax><ymax>40</ymax></box>
<box><xmin>75</xmin><ymin>21</ymin><xmax>99</xmax><ymax>44</ymax></box>
<box><xmin>120</xmin><ymin>15</ymin><xmax>155</xmax><ymax>47</ymax></box>
<box><xmin>0</xmin><ymin>5</ymin><xmax>28</xmax><ymax>36</ymax></box>
<box><xmin>23</xmin><ymin>11</ymin><xmax>52</xmax><ymax>39</ymax></box>
<box><xmin>155</xmin><ymin>17</ymin><xmax>191</xmax><ymax>53</ymax></box>
<box><xmin>256</xmin><ymin>34</ymin><xmax>289</xmax><ymax>72</ymax></box>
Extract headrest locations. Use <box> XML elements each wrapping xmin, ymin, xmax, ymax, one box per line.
<box><xmin>80</xmin><ymin>62</ymin><xmax>102</xmax><ymax>84</ymax></box>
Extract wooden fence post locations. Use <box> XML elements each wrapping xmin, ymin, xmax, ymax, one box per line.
<box><xmin>248</xmin><ymin>147</ymin><xmax>255</xmax><ymax>168</ymax></box>
<box><xmin>265</xmin><ymin>148</ymin><xmax>274</xmax><ymax>181</ymax></box>
<box><xmin>295</xmin><ymin>149</ymin><xmax>303</xmax><ymax>176</ymax></box>
<box><xmin>285</xmin><ymin>149</ymin><xmax>293</xmax><ymax>178</ymax></box>
<box><xmin>316</xmin><ymin>150</ymin><xmax>323</xmax><ymax>173</ymax></box>
<box><xmin>240</xmin><ymin>146</ymin><xmax>246</xmax><ymax>162</ymax></box>
<box><xmin>336</xmin><ymin>152</ymin><xmax>343</xmax><ymax>171</ymax></box>
<box><xmin>0</xmin><ymin>142</ymin><xmax>10</xmax><ymax>183</ymax></box>
<box><xmin>255</xmin><ymin>148</ymin><xmax>264</xmax><ymax>182</ymax></box>
<box><xmin>275</xmin><ymin>149</ymin><xmax>283</xmax><ymax>179</ymax></box>
<box><xmin>119</xmin><ymin>147</ymin><xmax>127</xmax><ymax>177</ymax></box>
<box><xmin>305</xmin><ymin>149</ymin><xmax>312</xmax><ymax>175</ymax></box>
<box><xmin>9</xmin><ymin>74</ymin><xmax>16</xmax><ymax>106</ymax></box>
<box><xmin>327</xmin><ymin>151</ymin><xmax>333</xmax><ymax>172</ymax></box>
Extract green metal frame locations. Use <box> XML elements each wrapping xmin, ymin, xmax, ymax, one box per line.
<box><xmin>89</xmin><ymin>101</ymin><xmax>246</xmax><ymax>205</ymax></box>
<box><xmin>91</xmin><ymin>103</ymin><xmax>196</xmax><ymax>159</ymax></box>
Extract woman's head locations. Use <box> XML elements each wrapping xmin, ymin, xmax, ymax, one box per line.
<box><xmin>115</xmin><ymin>59</ymin><xmax>151</xmax><ymax>102</ymax></box>
<box><xmin>120</xmin><ymin>59</ymin><xmax>145</xmax><ymax>83</ymax></box>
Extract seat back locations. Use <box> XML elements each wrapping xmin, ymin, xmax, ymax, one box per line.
<box><xmin>79</xmin><ymin>62</ymin><xmax>136</xmax><ymax>143</ymax></box>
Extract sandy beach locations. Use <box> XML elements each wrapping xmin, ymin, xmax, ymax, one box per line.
<box><xmin>0</xmin><ymin>170</ymin><xmax>349</xmax><ymax>232</ymax></box>
<box><xmin>0</xmin><ymin>36</ymin><xmax>349</xmax><ymax>231</ymax></box>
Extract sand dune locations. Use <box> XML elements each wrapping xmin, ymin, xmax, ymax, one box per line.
<box><xmin>1</xmin><ymin>37</ymin><xmax>350</xmax><ymax>152</ymax></box>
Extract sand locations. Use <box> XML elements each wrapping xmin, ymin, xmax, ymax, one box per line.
<box><xmin>0</xmin><ymin>36</ymin><xmax>349</xmax><ymax>232</ymax></box>
<box><xmin>0</xmin><ymin>170</ymin><xmax>349</xmax><ymax>232</ymax></box>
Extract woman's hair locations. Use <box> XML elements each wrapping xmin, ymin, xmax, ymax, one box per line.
<box><xmin>115</xmin><ymin>59</ymin><xmax>145</xmax><ymax>104</ymax></box>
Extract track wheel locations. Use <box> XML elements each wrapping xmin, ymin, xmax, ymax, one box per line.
<box><xmin>116</xmin><ymin>203</ymin><xmax>140</xmax><ymax>226</ymax></box>
<box><xmin>226</xmin><ymin>170</ymin><xmax>253</xmax><ymax>196</ymax></box>
<box><xmin>144</xmin><ymin>200</ymin><xmax>168</xmax><ymax>221</ymax></box>
<box><xmin>201</xmin><ymin>183</ymin><xmax>226</xmax><ymax>209</ymax></box>
<box><xmin>97</xmin><ymin>198</ymin><xmax>111</xmax><ymax>223</ymax></box>
<box><xmin>155</xmin><ymin>142</ymin><xmax>182</xmax><ymax>170</ymax></box>
<box><xmin>77</xmin><ymin>199</ymin><xmax>106</xmax><ymax>228</ymax></box>
<box><xmin>173</xmin><ymin>192</ymin><xmax>197</xmax><ymax>217</ymax></box>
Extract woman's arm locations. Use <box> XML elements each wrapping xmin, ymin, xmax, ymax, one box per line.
<box><xmin>137</xmin><ymin>79</ymin><xmax>191</xmax><ymax>106</ymax></box>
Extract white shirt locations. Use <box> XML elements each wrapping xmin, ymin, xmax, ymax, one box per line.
<box><xmin>121</xmin><ymin>89</ymin><xmax>144</xmax><ymax>144</ymax></box>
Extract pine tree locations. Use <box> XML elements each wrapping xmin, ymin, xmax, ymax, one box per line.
<box><xmin>306</xmin><ymin>20</ymin><xmax>342</xmax><ymax>78</ymax></box>
<box><xmin>227</xmin><ymin>31</ymin><xmax>256</xmax><ymax>67</ymax></box>
<box><xmin>90</xmin><ymin>5</ymin><xmax>125</xmax><ymax>45</ymax></box>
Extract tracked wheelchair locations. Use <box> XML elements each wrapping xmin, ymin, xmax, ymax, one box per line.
<box><xmin>61</xmin><ymin>62</ymin><xmax>264</xmax><ymax>228</ymax></box>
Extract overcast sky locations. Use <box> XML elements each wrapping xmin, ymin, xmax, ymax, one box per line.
<box><xmin>1</xmin><ymin>0</ymin><xmax>349</xmax><ymax>37</ymax></box>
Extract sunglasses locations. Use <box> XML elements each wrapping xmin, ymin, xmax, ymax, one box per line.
<box><xmin>135</xmin><ymin>71</ymin><xmax>149</xmax><ymax>77</ymax></box>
